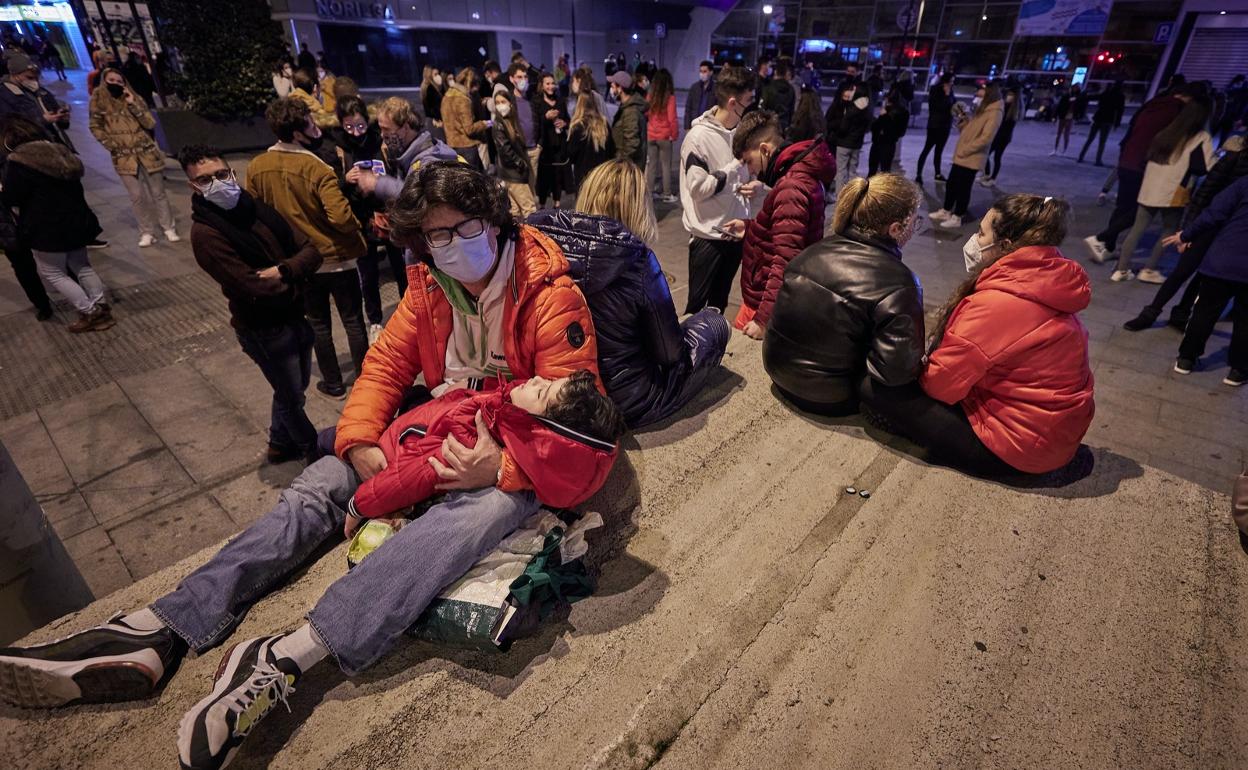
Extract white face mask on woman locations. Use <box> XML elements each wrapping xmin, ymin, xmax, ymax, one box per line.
<box><xmin>430</xmin><ymin>229</ymin><xmax>497</xmax><ymax>284</ymax></box>
<box><xmin>495</xmin><ymin>101</ymin><xmax>511</xmax><ymax>117</ymax></box>
<box><xmin>962</xmin><ymin>233</ymin><xmax>994</xmax><ymax>272</ymax></box>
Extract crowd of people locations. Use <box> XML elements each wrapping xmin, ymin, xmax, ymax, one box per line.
<box><xmin>0</xmin><ymin>39</ymin><xmax>1247</xmax><ymax>770</ymax></box>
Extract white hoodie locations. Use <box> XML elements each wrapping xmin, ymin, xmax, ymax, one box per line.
<box><xmin>680</xmin><ymin>108</ymin><xmax>751</xmax><ymax>240</ymax></box>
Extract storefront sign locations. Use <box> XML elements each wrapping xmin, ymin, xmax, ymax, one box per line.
<box><xmin>315</xmin><ymin>1</ymin><xmax>395</xmax><ymax>21</ymax></box>
<box><xmin>1016</xmin><ymin>0</ymin><xmax>1110</xmax><ymax>37</ymax></box>
<box><xmin>0</xmin><ymin>3</ymin><xmax>75</xmax><ymax>23</ymax></box>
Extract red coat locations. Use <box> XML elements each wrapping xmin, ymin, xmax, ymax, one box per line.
<box><xmin>350</xmin><ymin>382</ymin><xmax>617</xmax><ymax>518</ymax></box>
<box><xmin>741</xmin><ymin>139</ymin><xmax>835</xmax><ymax>325</ymax></box>
<box><xmin>920</xmin><ymin>246</ymin><xmax>1095</xmax><ymax>474</ymax></box>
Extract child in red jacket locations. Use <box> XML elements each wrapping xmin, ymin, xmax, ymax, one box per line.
<box><xmin>346</xmin><ymin>370</ymin><xmax>626</xmax><ymax>534</ymax></box>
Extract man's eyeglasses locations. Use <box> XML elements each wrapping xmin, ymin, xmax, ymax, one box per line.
<box><xmin>422</xmin><ymin>218</ymin><xmax>486</xmax><ymax>248</ymax></box>
<box><xmin>190</xmin><ymin>168</ymin><xmax>235</xmax><ymax>189</ymax></box>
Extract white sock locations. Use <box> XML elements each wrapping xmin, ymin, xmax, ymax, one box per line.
<box><xmin>120</xmin><ymin>607</ymin><xmax>165</xmax><ymax>632</ymax></box>
<box><xmin>271</xmin><ymin>624</ymin><xmax>329</xmax><ymax>673</ymax></box>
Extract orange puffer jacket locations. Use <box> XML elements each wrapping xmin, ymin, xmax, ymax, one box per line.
<box><xmin>334</xmin><ymin>225</ymin><xmax>600</xmax><ymax>492</ymax></box>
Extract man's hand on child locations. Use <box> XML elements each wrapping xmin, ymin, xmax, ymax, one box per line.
<box><xmin>347</xmin><ymin>445</ymin><xmax>388</xmax><ymax>480</ymax></box>
<box><xmin>430</xmin><ymin>410</ymin><xmax>502</xmax><ymax>490</ymax></box>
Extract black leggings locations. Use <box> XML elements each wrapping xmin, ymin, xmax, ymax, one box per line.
<box><xmin>942</xmin><ymin>164</ymin><xmax>977</xmax><ymax>216</ymax></box>
<box><xmin>917</xmin><ymin>124</ymin><xmax>951</xmax><ymax>178</ymax></box>
<box><xmin>857</xmin><ymin>376</ymin><xmax>1017</xmax><ymax>477</ymax></box>
<box><xmin>984</xmin><ymin>141</ymin><xmax>1010</xmax><ymax>180</ymax></box>
<box><xmin>1142</xmin><ymin>230</ymin><xmax>1210</xmax><ymax>321</ymax></box>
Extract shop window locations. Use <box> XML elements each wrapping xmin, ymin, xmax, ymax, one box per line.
<box><xmin>939</xmin><ymin>5</ymin><xmax>1018</xmax><ymax>41</ymax></box>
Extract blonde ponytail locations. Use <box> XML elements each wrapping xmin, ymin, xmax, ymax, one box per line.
<box><xmin>830</xmin><ymin>173</ymin><xmax>920</xmax><ymax>239</ymax></box>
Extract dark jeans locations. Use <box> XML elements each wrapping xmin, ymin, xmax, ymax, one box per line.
<box><xmin>917</xmin><ymin>123</ymin><xmax>951</xmax><ymax>178</ymax></box>
<box><xmin>985</xmin><ymin>138</ymin><xmax>1012</xmax><ymax>179</ymax></box>
<box><xmin>1141</xmin><ymin>230</ymin><xmax>1212</xmax><ymax>322</ymax></box>
<box><xmin>942</xmin><ymin>163</ymin><xmax>977</xmax><ymax>216</ymax></box>
<box><xmin>356</xmin><ymin>242</ymin><xmax>408</xmax><ymax>326</ymax></box>
<box><xmin>868</xmin><ymin>140</ymin><xmax>897</xmax><ymax>177</ymax></box>
<box><xmin>1096</xmin><ymin>167</ymin><xmax>1144</xmax><ymax>250</ymax></box>
<box><xmin>1179</xmin><ymin>275</ymin><xmax>1248</xmax><ymax>371</ymax></box>
<box><xmin>236</xmin><ymin>319</ymin><xmax>318</xmax><ymax>454</ymax></box>
<box><xmin>686</xmin><ymin>236</ymin><xmax>743</xmax><ymax>315</ymax></box>
<box><xmin>305</xmin><ymin>269</ymin><xmax>370</xmax><ymax>388</ymax></box>
<box><xmin>1079</xmin><ymin>122</ymin><xmax>1112</xmax><ymax>163</ymax></box>
<box><xmin>4</xmin><ymin>241</ymin><xmax>52</xmax><ymax>313</ymax></box>
<box><xmin>857</xmin><ymin>376</ymin><xmax>1017</xmax><ymax>477</ymax></box>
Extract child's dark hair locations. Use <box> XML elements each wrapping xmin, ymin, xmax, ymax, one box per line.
<box><xmin>545</xmin><ymin>370</ymin><xmax>629</xmax><ymax>444</ymax></box>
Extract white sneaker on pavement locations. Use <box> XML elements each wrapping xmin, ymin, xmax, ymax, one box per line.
<box><xmin>164</xmin><ymin>229</ymin><xmax>181</xmax><ymax>243</ymax></box>
<box><xmin>1137</xmin><ymin>268</ymin><xmax>1165</xmax><ymax>284</ymax></box>
<box><xmin>939</xmin><ymin>214</ymin><xmax>962</xmax><ymax>229</ymax></box>
<box><xmin>1110</xmin><ymin>269</ymin><xmax>1135</xmax><ymax>282</ymax></box>
<box><xmin>138</xmin><ymin>233</ymin><xmax>156</xmax><ymax>248</ymax></box>
<box><xmin>368</xmin><ymin>323</ymin><xmax>383</xmax><ymax>344</ymax></box>
<box><xmin>1083</xmin><ymin>235</ymin><xmax>1109</xmax><ymax>264</ymax></box>
<box><xmin>928</xmin><ymin>208</ymin><xmax>950</xmax><ymax>221</ymax></box>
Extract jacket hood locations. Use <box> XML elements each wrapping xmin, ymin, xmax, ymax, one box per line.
<box><xmin>690</xmin><ymin>109</ymin><xmax>733</xmax><ymax>139</ymax></box>
<box><xmin>9</xmin><ymin>140</ymin><xmax>83</xmax><ymax>180</ymax></box>
<box><xmin>526</xmin><ymin>209</ymin><xmax>647</xmax><ymax>295</ymax></box>
<box><xmin>400</xmin><ymin>130</ymin><xmax>460</xmax><ymax>168</ymax></box>
<box><xmin>771</xmin><ymin>138</ymin><xmax>835</xmax><ymax>186</ymax></box>
<box><xmin>976</xmin><ymin>245</ymin><xmax>1091</xmax><ymax>314</ymax></box>
<box><xmin>88</xmin><ymin>68</ymin><xmax>133</xmax><ymax>111</ymax></box>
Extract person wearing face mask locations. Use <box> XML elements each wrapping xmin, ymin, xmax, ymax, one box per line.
<box><xmin>441</xmin><ymin>67</ymin><xmax>492</xmax><ymax>172</ymax></box>
<box><xmin>824</xmin><ymin>83</ymin><xmax>872</xmax><ymax>197</ymax></box>
<box><xmin>502</xmin><ymin>61</ymin><xmax>541</xmax><ymax>193</ymax></box>
<box><xmin>608</xmin><ymin>71</ymin><xmax>649</xmax><ymax>170</ymax></box>
<box><xmin>272</xmin><ymin>60</ymin><xmax>293</xmax><ymax>97</ymax></box>
<box><xmin>490</xmin><ymin>85</ymin><xmax>538</xmax><ymax>217</ymax></box>
<box><xmin>723</xmin><ymin>109</ymin><xmax>833</xmax><ymax>341</ymax></box>
<box><xmin>762</xmin><ymin>173</ymin><xmax>925</xmax><ymax>416</ymax></box>
<box><xmin>348</xmin><ymin>96</ymin><xmax>460</xmax><ymax>207</ymax></box>
<box><xmin>421</xmin><ymin>65</ymin><xmax>446</xmax><ymax>140</ymax></box>
<box><xmin>680</xmin><ymin>65</ymin><xmax>759</xmax><ymax>315</ymax></box>
<box><xmin>929</xmin><ymin>82</ymin><xmax>1003</xmax><ymax>230</ymax></box>
<box><xmin>88</xmin><ymin>67</ymin><xmax>178</xmax><ymax>248</ymax></box>
<box><xmin>180</xmin><ymin>144</ymin><xmax>323</xmax><ymax>463</ymax></box>
<box><xmin>685</xmin><ymin>60</ymin><xmax>715</xmax><ymax>132</ymax></box>
<box><xmin>0</xmin><ymin>53</ymin><xmax>71</xmax><ymax>148</ymax></box>
<box><xmin>860</xmin><ymin>194</ymin><xmax>1093</xmax><ymax>476</ymax></box>
<box><xmin>247</xmin><ymin>97</ymin><xmax>369</xmax><ymax>399</ymax></box>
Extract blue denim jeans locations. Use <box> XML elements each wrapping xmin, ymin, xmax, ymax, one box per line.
<box><xmin>236</xmin><ymin>320</ymin><xmax>318</xmax><ymax>455</ymax></box>
<box><xmin>151</xmin><ymin>457</ymin><xmax>538</xmax><ymax>675</ymax></box>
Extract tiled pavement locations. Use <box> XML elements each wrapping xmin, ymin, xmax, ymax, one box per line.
<box><xmin>0</xmin><ymin>73</ymin><xmax>1242</xmax><ymax>599</ymax></box>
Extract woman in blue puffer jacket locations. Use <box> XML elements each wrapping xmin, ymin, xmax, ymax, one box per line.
<box><xmin>528</xmin><ymin>158</ymin><xmax>730</xmax><ymax>427</ymax></box>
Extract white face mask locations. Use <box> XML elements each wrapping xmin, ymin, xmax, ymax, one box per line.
<box><xmin>699</xmin><ymin>71</ymin><xmax>710</xmax><ymax>83</ymax></box>
<box><xmin>516</xmin><ymin>77</ymin><xmax>528</xmax><ymax>93</ymax></box>
<box><xmin>495</xmin><ymin>101</ymin><xmax>511</xmax><ymax>117</ymax></box>
<box><xmin>430</xmin><ymin>229</ymin><xmax>497</xmax><ymax>283</ymax></box>
<box><xmin>571</xmin><ymin>80</ymin><xmax>580</xmax><ymax>94</ymax></box>
<box><xmin>203</xmin><ymin>178</ymin><xmax>242</xmax><ymax>210</ymax></box>
<box><xmin>962</xmin><ymin>233</ymin><xmax>993</xmax><ymax>272</ymax></box>
<box><xmin>972</xmin><ymin>96</ymin><xmax>983</xmax><ymax>108</ymax></box>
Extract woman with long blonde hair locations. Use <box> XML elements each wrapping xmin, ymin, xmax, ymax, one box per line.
<box><xmin>420</xmin><ymin>64</ymin><xmax>446</xmax><ymax>137</ymax></box>
<box><xmin>763</xmin><ymin>173</ymin><xmax>925</xmax><ymax>416</ymax></box>
<box><xmin>525</xmin><ymin>158</ymin><xmax>730</xmax><ymax>426</ymax></box>
<box><xmin>567</xmin><ymin>91</ymin><xmax>613</xmax><ymax>190</ymax></box>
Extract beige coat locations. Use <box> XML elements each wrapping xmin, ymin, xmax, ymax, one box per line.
<box><xmin>441</xmin><ymin>82</ymin><xmax>489</xmax><ymax>149</ymax></box>
<box><xmin>88</xmin><ymin>82</ymin><xmax>164</xmax><ymax>176</ymax></box>
<box><xmin>952</xmin><ymin>99</ymin><xmax>1003</xmax><ymax>171</ymax></box>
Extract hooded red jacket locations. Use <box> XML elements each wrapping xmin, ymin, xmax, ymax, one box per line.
<box><xmin>741</xmin><ymin>139</ymin><xmax>835</xmax><ymax>326</ymax></box>
<box><xmin>349</xmin><ymin>381</ymin><xmax>618</xmax><ymax>518</ymax></box>
<box><xmin>920</xmin><ymin>246</ymin><xmax>1095</xmax><ymax>474</ymax></box>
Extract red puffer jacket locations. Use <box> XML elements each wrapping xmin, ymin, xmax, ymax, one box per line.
<box><xmin>740</xmin><ymin>139</ymin><xmax>835</xmax><ymax>326</ymax></box>
<box><xmin>350</xmin><ymin>381</ymin><xmax>618</xmax><ymax>518</ymax></box>
<box><xmin>920</xmin><ymin>246</ymin><xmax>1095</xmax><ymax>474</ymax></box>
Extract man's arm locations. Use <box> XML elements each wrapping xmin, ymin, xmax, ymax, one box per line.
<box><xmin>192</xmin><ymin>227</ymin><xmax>292</xmax><ymax>298</ymax></box>
<box><xmin>317</xmin><ymin>168</ymin><xmax>363</xmax><ymax>235</ymax></box>
<box><xmin>681</xmin><ymin>131</ymin><xmax>733</xmax><ymax>202</ymax></box>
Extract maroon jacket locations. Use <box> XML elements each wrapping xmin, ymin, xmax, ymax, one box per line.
<box><xmin>1119</xmin><ymin>94</ymin><xmax>1185</xmax><ymax>173</ymax></box>
<box><xmin>349</xmin><ymin>381</ymin><xmax>618</xmax><ymax>518</ymax></box>
<box><xmin>740</xmin><ymin>139</ymin><xmax>835</xmax><ymax>326</ymax></box>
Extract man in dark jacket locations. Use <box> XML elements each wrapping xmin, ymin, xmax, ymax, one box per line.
<box><xmin>825</xmin><ymin>83</ymin><xmax>871</xmax><ymax>195</ymax></box>
<box><xmin>685</xmin><ymin>60</ymin><xmax>715</xmax><ymax>131</ymax></box>
<box><xmin>0</xmin><ymin>53</ymin><xmax>70</xmax><ymax>147</ymax></box>
<box><xmin>180</xmin><ymin>144</ymin><xmax>324</xmax><ymax>463</ymax></box>
<box><xmin>608</xmin><ymin>70</ymin><xmax>648</xmax><ymax>169</ymax></box>
<box><xmin>760</xmin><ymin>59</ymin><xmax>796</xmax><ymax>132</ymax></box>
<box><xmin>1086</xmin><ymin>86</ymin><xmax>1193</xmax><ymax>261</ymax></box>
<box><xmin>1078</xmin><ymin>81</ymin><xmax>1125</xmax><ymax>165</ymax></box>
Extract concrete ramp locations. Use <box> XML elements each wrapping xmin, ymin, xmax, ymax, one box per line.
<box><xmin>3</xmin><ymin>337</ymin><xmax>1247</xmax><ymax>769</ymax></box>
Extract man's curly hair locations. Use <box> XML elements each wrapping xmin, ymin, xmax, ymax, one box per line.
<box><xmin>265</xmin><ymin>97</ymin><xmax>311</xmax><ymax>143</ymax></box>
<box><xmin>386</xmin><ymin>161</ymin><xmax>513</xmax><ymax>248</ymax></box>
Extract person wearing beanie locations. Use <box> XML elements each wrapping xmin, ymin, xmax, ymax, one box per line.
<box><xmin>0</xmin><ymin>53</ymin><xmax>72</xmax><ymax>147</ymax></box>
<box><xmin>608</xmin><ymin>70</ymin><xmax>648</xmax><ymax>169</ymax></box>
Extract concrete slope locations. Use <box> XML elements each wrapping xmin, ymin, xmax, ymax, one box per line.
<box><xmin>3</xmin><ymin>337</ymin><xmax>1246</xmax><ymax>770</ymax></box>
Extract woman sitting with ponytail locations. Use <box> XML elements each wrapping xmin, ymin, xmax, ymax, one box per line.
<box><xmin>860</xmin><ymin>194</ymin><xmax>1096</xmax><ymax>475</ymax></box>
<box><xmin>763</xmin><ymin>173</ymin><xmax>926</xmax><ymax>416</ymax></box>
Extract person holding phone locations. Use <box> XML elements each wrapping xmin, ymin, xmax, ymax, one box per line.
<box><xmin>0</xmin><ymin>53</ymin><xmax>73</xmax><ymax>149</ymax></box>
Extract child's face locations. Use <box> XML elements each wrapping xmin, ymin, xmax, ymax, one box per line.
<box><xmin>509</xmin><ymin>376</ymin><xmax>569</xmax><ymax>416</ymax></box>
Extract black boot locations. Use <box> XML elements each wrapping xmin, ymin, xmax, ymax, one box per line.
<box><xmin>1123</xmin><ymin>308</ymin><xmax>1159</xmax><ymax>331</ymax></box>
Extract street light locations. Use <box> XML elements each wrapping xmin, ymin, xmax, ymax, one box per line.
<box><xmin>762</xmin><ymin>4</ymin><xmax>773</xmax><ymax>14</ymax></box>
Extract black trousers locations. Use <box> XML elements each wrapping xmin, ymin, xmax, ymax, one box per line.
<box><xmin>1096</xmin><ymin>167</ymin><xmax>1144</xmax><ymax>250</ymax></box>
<box><xmin>686</xmin><ymin>236</ymin><xmax>743</xmax><ymax>315</ymax></box>
<box><xmin>942</xmin><ymin>164</ymin><xmax>977</xmax><ymax>216</ymax></box>
<box><xmin>304</xmin><ymin>269</ymin><xmax>370</xmax><ymax>388</ymax></box>
<box><xmin>4</xmin><ymin>240</ymin><xmax>52</xmax><ymax>313</ymax></box>
<box><xmin>857</xmin><ymin>376</ymin><xmax>1017</xmax><ymax>477</ymax></box>
<box><xmin>1078</xmin><ymin>121</ymin><xmax>1112</xmax><ymax>163</ymax></box>
<box><xmin>1179</xmin><ymin>275</ymin><xmax>1248</xmax><ymax>371</ymax></box>
<box><xmin>985</xmin><ymin>139</ymin><xmax>1012</xmax><ymax>180</ymax></box>
<box><xmin>1142</xmin><ymin>230</ymin><xmax>1212</xmax><ymax>322</ymax></box>
<box><xmin>917</xmin><ymin>123</ymin><xmax>951</xmax><ymax>178</ymax></box>
<box><xmin>868</xmin><ymin>140</ymin><xmax>897</xmax><ymax>177</ymax></box>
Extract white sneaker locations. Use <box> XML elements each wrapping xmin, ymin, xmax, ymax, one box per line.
<box><xmin>1136</xmin><ymin>268</ymin><xmax>1165</xmax><ymax>284</ymax></box>
<box><xmin>1110</xmin><ymin>269</ymin><xmax>1134</xmax><ymax>282</ymax></box>
<box><xmin>164</xmin><ymin>229</ymin><xmax>181</xmax><ymax>243</ymax></box>
<box><xmin>138</xmin><ymin>233</ymin><xmax>156</xmax><ymax>248</ymax></box>
<box><xmin>1097</xmin><ymin>192</ymin><xmax>1108</xmax><ymax>207</ymax></box>
<box><xmin>368</xmin><ymin>323</ymin><xmax>383</xmax><ymax>345</ymax></box>
<box><xmin>928</xmin><ymin>208</ymin><xmax>950</xmax><ymax>221</ymax></box>
<box><xmin>939</xmin><ymin>214</ymin><xmax>962</xmax><ymax>229</ymax></box>
<box><xmin>1083</xmin><ymin>235</ymin><xmax>1108</xmax><ymax>264</ymax></box>
<box><xmin>979</xmin><ymin>177</ymin><xmax>996</xmax><ymax>187</ymax></box>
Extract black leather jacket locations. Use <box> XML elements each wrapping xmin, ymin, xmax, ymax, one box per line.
<box><xmin>529</xmin><ymin>209</ymin><xmax>722</xmax><ymax>426</ymax></box>
<box><xmin>762</xmin><ymin>228</ymin><xmax>925</xmax><ymax>409</ymax></box>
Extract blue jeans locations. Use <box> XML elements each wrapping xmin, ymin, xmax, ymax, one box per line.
<box><xmin>151</xmin><ymin>458</ymin><xmax>538</xmax><ymax>675</ymax></box>
<box><xmin>236</xmin><ymin>320</ymin><xmax>317</xmax><ymax>454</ymax></box>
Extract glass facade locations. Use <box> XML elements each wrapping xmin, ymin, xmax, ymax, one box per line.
<box><xmin>711</xmin><ymin>0</ymin><xmax>1182</xmax><ymax>103</ymax></box>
